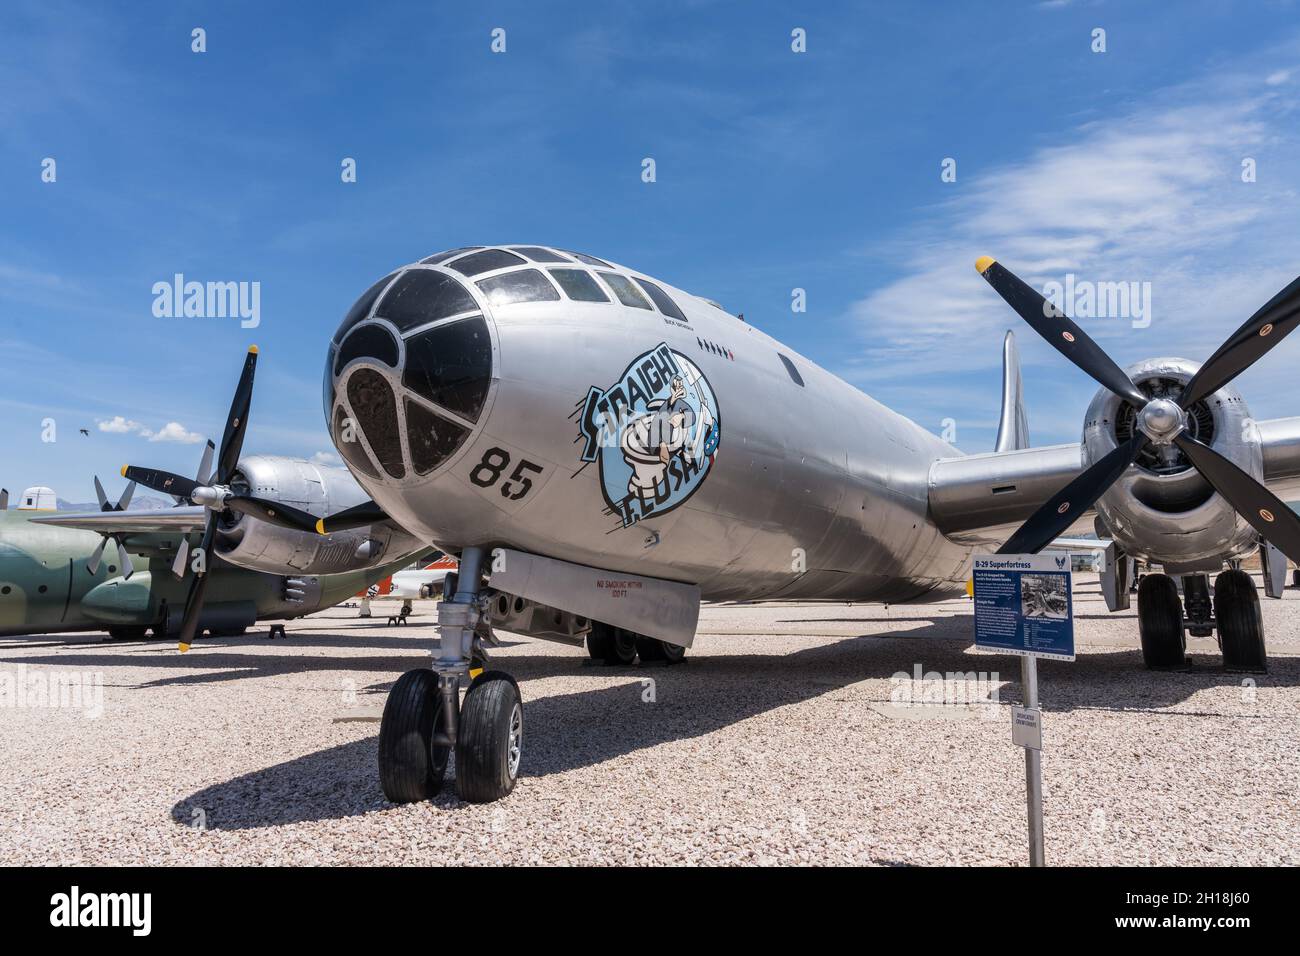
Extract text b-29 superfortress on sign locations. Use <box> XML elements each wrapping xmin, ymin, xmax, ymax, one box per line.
<box><xmin>577</xmin><ymin>343</ymin><xmax>721</xmax><ymax>527</ymax></box>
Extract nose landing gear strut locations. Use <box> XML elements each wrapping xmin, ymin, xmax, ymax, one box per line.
<box><xmin>378</xmin><ymin>547</ymin><xmax>523</xmax><ymax>803</ymax></box>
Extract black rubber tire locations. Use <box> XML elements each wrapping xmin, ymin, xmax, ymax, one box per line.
<box><xmin>634</xmin><ymin>636</ymin><xmax>686</xmax><ymax>664</ymax></box>
<box><xmin>107</xmin><ymin>626</ymin><xmax>148</xmax><ymax>641</ymax></box>
<box><xmin>378</xmin><ymin>668</ymin><xmax>448</xmax><ymax>803</ymax></box>
<box><xmin>587</xmin><ymin>621</ymin><xmax>637</xmax><ymax>665</ymax></box>
<box><xmin>1215</xmin><ymin>570</ymin><xmax>1267</xmax><ymax>672</ymax></box>
<box><xmin>1137</xmin><ymin>573</ymin><xmax>1185</xmax><ymax>669</ymax></box>
<box><xmin>455</xmin><ymin>671</ymin><xmax>522</xmax><ymax>803</ymax></box>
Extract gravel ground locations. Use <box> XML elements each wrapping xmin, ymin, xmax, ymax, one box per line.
<box><xmin>1</xmin><ymin>572</ymin><xmax>1297</xmax><ymax>866</ymax></box>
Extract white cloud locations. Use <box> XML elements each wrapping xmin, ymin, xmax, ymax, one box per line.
<box><xmin>97</xmin><ymin>415</ymin><xmax>143</xmax><ymax>434</ymax></box>
<box><xmin>1266</xmin><ymin>69</ymin><xmax>1291</xmax><ymax>86</ymax></box>
<box><xmin>843</xmin><ymin>50</ymin><xmax>1300</xmax><ymax>441</ymax></box>
<box><xmin>311</xmin><ymin>450</ymin><xmax>342</xmax><ymax>466</ymax></box>
<box><xmin>97</xmin><ymin>416</ymin><xmax>204</xmax><ymax>444</ymax></box>
<box><xmin>147</xmin><ymin>421</ymin><xmax>204</xmax><ymax>444</ymax></box>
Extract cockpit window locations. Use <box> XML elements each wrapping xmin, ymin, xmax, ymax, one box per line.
<box><xmin>509</xmin><ymin>246</ymin><xmax>573</xmax><ymax>263</ymax></box>
<box><xmin>447</xmin><ymin>249</ymin><xmax>526</xmax><ymax>276</ymax></box>
<box><xmin>421</xmin><ymin>247</ymin><xmax>482</xmax><ymax>264</ymax></box>
<box><xmin>564</xmin><ymin>251</ymin><xmax>613</xmax><ymax>268</ymax></box>
<box><xmin>597</xmin><ymin>272</ymin><xmax>652</xmax><ymax>310</ymax></box>
<box><xmin>335</xmin><ymin>323</ymin><xmax>399</xmax><ymax>376</ymax></box>
<box><xmin>548</xmin><ymin>268</ymin><xmax>609</xmax><ymax>302</ymax></box>
<box><xmin>334</xmin><ymin>273</ymin><xmax>396</xmax><ymax>342</ymax></box>
<box><xmin>778</xmin><ymin>354</ymin><xmax>805</xmax><ymax>387</ymax></box>
<box><xmin>403</xmin><ymin>316</ymin><xmax>492</xmax><ymax>422</ymax></box>
<box><xmin>476</xmin><ymin>269</ymin><xmax>560</xmax><ymax>307</ymax></box>
<box><xmin>346</xmin><ymin>369</ymin><xmax>406</xmax><ymax>479</ymax></box>
<box><xmin>375</xmin><ymin>269</ymin><xmax>477</xmax><ymax>333</ymax></box>
<box><xmin>405</xmin><ymin>399</ymin><xmax>471</xmax><ymax>475</ymax></box>
<box><xmin>632</xmin><ymin>278</ymin><xmax>688</xmax><ymax>321</ymax></box>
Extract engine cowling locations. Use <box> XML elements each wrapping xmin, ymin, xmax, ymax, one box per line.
<box><xmin>211</xmin><ymin>455</ymin><xmax>422</xmax><ymax>575</ymax></box>
<box><xmin>1086</xmin><ymin>357</ymin><xmax>1262</xmax><ymax>572</ymax></box>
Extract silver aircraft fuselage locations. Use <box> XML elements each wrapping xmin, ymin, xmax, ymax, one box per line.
<box><xmin>325</xmin><ymin>248</ymin><xmax>973</xmax><ymax>602</ymax></box>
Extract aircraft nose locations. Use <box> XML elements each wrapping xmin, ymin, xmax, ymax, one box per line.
<box><xmin>324</xmin><ymin>267</ymin><xmax>493</xmax><ymax>482</ymax></box>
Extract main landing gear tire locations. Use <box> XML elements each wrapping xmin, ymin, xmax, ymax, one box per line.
<box><xmin>635</xmin><ymin>635</ymin><xmax>686</xmax><ymax>664</ymax></box>
<box><xmin>1215</xmin><ymin>569</ymin><xmax>1267</xmax><ymax>673</ymax></box>
<box><xmin>378</xmin><ymin>668</ymin><xmax>449</xmax><ymax>802</ymax></box>
<box><xmin>1138</xmin><ymin>573</ymin><xmax>1186</xmax><ymax>670</ymax></box>
<box><xmin>456</xmin><ymin>671</ymin><xmax>523</xmax><ymax>804</ymax></box>
<box><xmin>587</xmin><ymin>621</ymin><xmax>637</xmax><ymax>665</ymax></box>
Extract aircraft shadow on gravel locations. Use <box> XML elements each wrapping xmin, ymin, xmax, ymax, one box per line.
<box><xmin>158</xmin><ymin>620</ymin><xmax>1297</xmax><ymax>831</ymax></box>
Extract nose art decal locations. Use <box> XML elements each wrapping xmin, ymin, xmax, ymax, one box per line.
<box><xmin>577</xmin><ymin>342</ymin><xmax>721</xmax><ymax>527</ymax></box>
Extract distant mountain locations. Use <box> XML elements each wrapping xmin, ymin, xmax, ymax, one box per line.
<box><xmin>56</xmin><ymin>494</ymin><xmax>176</xmax><ymax>512</ymax></box>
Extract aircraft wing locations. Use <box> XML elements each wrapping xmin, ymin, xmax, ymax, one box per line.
<box><xmin>30</xmin><ymin>506</ymin><xmax>208</xmax><ymax>534</ymax></box>
<box><xmin>928</xmin><ymin>416</ymin><xmax>1300</xmax><ymax>549</ymax></box>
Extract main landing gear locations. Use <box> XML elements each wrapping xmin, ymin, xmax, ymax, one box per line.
<box><xmin>586</xmin><ymin>620</ymin><xmax>686</xmax><ymax>665</ymax></box>
<box><xmin>378</xmin><ymin>547</ymin><xmax>523</xmax><ymax>804</ymax></box>
<box><xmin>1137</xmin><ymin>569</ymin><xmax>1267</xmax><ymax>672</ymax></box>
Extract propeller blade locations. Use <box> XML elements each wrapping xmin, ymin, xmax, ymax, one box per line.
<box><xmin>176</xmin><ymin>566</ymin><xmax>211</xmax><ymax>653</ymax></box>
<box><xmin>1173</xmin><ymin>433</ymin><xmax>1300</xmax><ymax>565</ymax></box>
<box><xmin>315</xmin><ymin>500</ymin><xmax>389</xmax><ymax>534</ymax></box>
<box><xmin>171</xmin><ymin>536</ymin><xmax>191</xmax><ymax>579</ymax></box>
<box><xmin>176</xmin><ymin>517</ymin><xmax>217</xmax><ymax>651</ymax></box>
<box><xmin>115</xmin><ymin>537</ymin><xmax>134</xmax><ymax>580</ymax></box>
<box><xmin>94</xmin><ymin>475</ymin><xmax>109</xmax><ymax>511</ymax></box>
<box><xmin>224</xmin><ymin>495</ymin><xmax>319</xmax><ymax>533</ymax></box>
<box><xmin>86</xmin><ymin>536</ymin><xmax>108</xmax><ymax>575</ymax></box>
<box><xmin>116</xmin><ymin>480</ymin><xmax>135</xmax><ymax>512</ymax></box>
<box><xmin>122</xmin><ymin>465</ymin><xmax>199</xmax><ymax>500</ymax></box>
<box><xmin>0</xmin><ymin>488</ymin><xmax>7</xmax><ymax>511</ymax></box>
<box><xmin>1179</xmin><ymin>274</ymin><xmax>1300</xmax><ymax>409</ymax></box>
<box><xmin>975</xmin><ymin>257</ymin><xmax>1148</xmax><ymax>407</ymax></box>
<box><xmin>195</xmin><ymin>439</ymin><xmax>216</xmax><ymax>486</ymax></box>
<box><xmin>216</xmin><ymin>346</ymin><xmax>258</xmax><ymax>484</ymax></box>
<box><xmin>997</xmin><ymin>434</ymin><xmax>1146</xmax><ymax>555</ymax></box>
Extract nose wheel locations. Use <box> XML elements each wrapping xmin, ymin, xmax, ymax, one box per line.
<box><xmin>377</xmin><ymin>547</ymin><xmax>525</xmax><ymax>804</ymax></box>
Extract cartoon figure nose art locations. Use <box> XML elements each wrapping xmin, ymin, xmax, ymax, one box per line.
<box><xmin>579</xmin><ymin>343</ymin><xmax>721</xmax><ymax>528</ymax></box>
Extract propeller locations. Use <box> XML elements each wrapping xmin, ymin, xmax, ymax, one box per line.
<box><xmin>86</xmin><ymin>476</ymin><xmax>139</xmax><ymax>579</ymax></box>
<box><xmin>976</xmin><ymin>257</ymin><xmax>1300</xmax><ymax>564</ymax></box>
<box><xmin>121</xmin><ymin>346</ymin><xmax>260</xmax><ymax>651</ymax></box>
<box><xmin>0</xmin><ymin>488</ymin><xmax>8</xmax><ymax>511</ymax></box>
<box><xmin>119</xmin><ymin>346</ymin><xmax>390</xmax><ymax>650</ymax></box>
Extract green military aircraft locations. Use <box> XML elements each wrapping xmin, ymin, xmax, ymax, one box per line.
<box><xmin>0</xmin><ymin>484</ymin><xmax>418</xmax><ymax>640</ymax></box>
<box><xmin>2</xmin><ymin>346</ymin><xmax>426</xmax><ymax>646</ymax></box>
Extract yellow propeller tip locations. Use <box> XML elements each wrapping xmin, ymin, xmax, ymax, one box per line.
<box><xmin>315</xmin><ymin>518</ymin><xmax>327</xmax><ymax>535</ymax></box>
<box><xmin>248</xmin><ymin>345</ymin><xmax>259</xmax><ymax>354</ymax></box>
<box><xmin>178</xmin><ymin>643</ymin><xmax>191</xmax><ymax>653</ymax></box>
<box><xmin>120</xmin><ymin>465</ymin><xmax>128</xmax><ymax>478</ymax></box>
<box><xmin>975</xmin><ymin>256</ymin><xmax>996</xmax><ymax>275</ymax></box>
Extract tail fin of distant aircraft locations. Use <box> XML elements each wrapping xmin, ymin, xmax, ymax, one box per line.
<box><xmin>994</xmin><ymin>330</ymin><xmax>1030</xmax><ymax>452</ymax></box>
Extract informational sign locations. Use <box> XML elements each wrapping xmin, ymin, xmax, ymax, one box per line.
<box><xmin>972</xmin><ymin>553</ymin><xmax>1075</xmax><ymax>661</ymax></box>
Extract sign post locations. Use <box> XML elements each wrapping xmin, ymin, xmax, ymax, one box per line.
<box><xmin>972</xmin><ymin>553</ymin><xmax>1075</xmax><ymax>867</ymax></box>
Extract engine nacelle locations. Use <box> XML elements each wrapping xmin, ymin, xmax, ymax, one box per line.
<box><xmin>1086</xmin><ymin>357</ymin><xmax>1262</xmax><ymax>572</ymax></box>
<box><xmin>212</xmin><ymin>455</ymin><xmax>422</xmax><ymax>576</ymax></box>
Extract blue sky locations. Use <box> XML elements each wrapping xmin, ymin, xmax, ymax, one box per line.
<box><xmin>4</xmin><ymin>0</ymin><xmax>1300</xmax><ymax>501</ymax></box>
